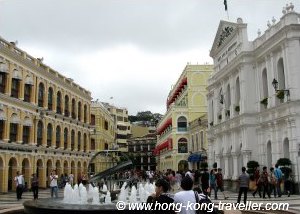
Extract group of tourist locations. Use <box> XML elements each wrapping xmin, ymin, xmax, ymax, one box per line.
<box><xmin>252</xmin><ymin>164</ymin><xmax>291</xmax><ymax>198</ymax></box>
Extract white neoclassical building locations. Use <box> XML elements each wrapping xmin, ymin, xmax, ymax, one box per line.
<box><xmin>207</xmin><ymin>4</ymin><xmax>300</xmax><ymax>184</ymax></box>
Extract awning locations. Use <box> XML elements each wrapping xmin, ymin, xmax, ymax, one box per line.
<box><xmin>156</xmin><ymin>118</ymin><xmax>172</xmax><ymax>134</ymax></box>
<box><xmin>188</xmin><ymin>154</ymin><xmax>201</xmax><ymax>162</ymax></box>
<box><xmin>167</xmin><ymin>77</ymin><xmax>188</xmax><ymax>107</ymax></box>
<box><xmin>154</xmin><ymin>138</ymin><xmax>173</xmax><ymax>155</ymax></box>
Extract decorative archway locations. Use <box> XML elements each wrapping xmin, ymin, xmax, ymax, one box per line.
<box><xmin>46</xmin><ymin>160</ymin><xmax>52</xmax><ymax>187</ymax></box>
<box><xmin>21</xmin><ymin>158</ymin><xmax>30</xmax><ymax>188</ymax></box>
<box><xmin>283</xmin><ymin>138</ymin><xmax>290</xmax><ymax>159</ymax></box>
<box><xmin>63</xmin><ymin>160</ymin><xmax>69</xmax><ymax>175</ymax></box>
<box><xmin>36</xmin><ymin>159</ymin><xmax>46</xmax><ymax>188</ymax></box>
<box><xmin>56</xmin><ymin>160</ymin><xmax>62</xmax><ymax>177</ymax></box>
<box><xmin>8</xmin><ymin>157</ymin><xmax>18</xmax><ymax>191</ymax></box>
<box><xmin>0</xmin><ymin>157</ymin><xmax>4</xmax><ymax>192</ymax></box>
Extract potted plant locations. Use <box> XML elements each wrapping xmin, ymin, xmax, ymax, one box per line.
<box><xmin>276</xmin><ymin>90</ymin><xmax>284</xmax><ymax>101</ymax></box>
<box><xmin>235</xmin><ymin>105</ymin><xmax>240</xmax><ymax>112</ymax></box>
<box><xmin>260</xmin><ymin>97</ymin><xmax>268</xmax><ymax>107</ymax></box>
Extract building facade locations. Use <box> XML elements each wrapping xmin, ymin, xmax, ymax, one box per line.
<box><xmin>90</xmin><ymin>101</ymin><xmax>116</xmax><ymax>173</ymax></box>
<box><xmin>188</xmin><ymin>115</ymin><xmax>208</xmax><ymax>170</ymax></box>
<box><xmin>155</xmin><ymin>64</ymin><xmax>212</xmax><ymax>171</ymax></box>
<box><xmin>207</xmin><ymin>5</ymin><xmax>300</xmax><ymax>183</ymax></box>
<box><xmin>0</xmin><ymin>36</ymin><xmax>92</xmax><ymax>192</ymax></box>
<box><xmin>128</xmin><ymin>133</ymin><xmax>156</xmax><ymax>171</ymax></box>
<box><xmin>102</xmin><ymin>103</ymin><xmax>131</xmax><ymax>152</ymax></box>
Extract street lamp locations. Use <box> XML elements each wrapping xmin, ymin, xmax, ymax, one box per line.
<box><xmin>272</xmin><ymin>78</ymin><xmax>290</xmax><ymax>100</ymax></box>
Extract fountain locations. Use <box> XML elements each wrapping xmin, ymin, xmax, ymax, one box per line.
<box><xmin>23</xmin><ymin>150</ymin><xmax>155</xmax><ymax>213</ymax></box>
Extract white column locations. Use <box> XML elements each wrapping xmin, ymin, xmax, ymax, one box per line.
<box><xmin>224</xmin><ymin>155</ymin><xmax>229</xmax><ymax>179</ymax></box>
<box><xmin>232</xmin><ymin>153</ymin><xmax>239</xmax><ymax>180</ymax></box>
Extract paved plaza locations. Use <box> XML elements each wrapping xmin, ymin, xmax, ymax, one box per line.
<box><xmin>0</xmin><ymin>189</ymin><xmax>300</xmax><ymax>214</ymax></box>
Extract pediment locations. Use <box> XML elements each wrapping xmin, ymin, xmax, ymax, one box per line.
<box><xmin>210</xmin><ymin>20</ymin><xmax>238</xmax><ymax>57</ymax></box>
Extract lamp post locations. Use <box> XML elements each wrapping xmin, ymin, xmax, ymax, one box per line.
<box><xmin>272</xmin><ymin>78</ymin><xmax>290</xmax><ymax>101</ymax></box>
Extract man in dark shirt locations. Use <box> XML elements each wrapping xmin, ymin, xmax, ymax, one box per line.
<box><xmin>237</xmin><ymin>167</ymin><xmax>250</xmax><ymax>204</ymax></box>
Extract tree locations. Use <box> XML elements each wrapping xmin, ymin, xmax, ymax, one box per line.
<box><xmin>277</xmin><ymin>158</ymin><xmax>292</xmax><ymax>176</ymax></box>
<box><xmin>247</xmin><ymin>160</ymin><xmax>259</xmax><ymax>179</ymax></box>
<box><xmin>200</xmin><ymin>162</ymin><xmax>208</xmax><ymax>170</ymax></box>
<box><xmin>213</xmin><ymin>162</ymin><xmax>217</xmax><ymax>169</ymax></box>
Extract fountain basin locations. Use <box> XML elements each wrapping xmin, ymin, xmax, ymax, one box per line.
<box><xmin>23</xmin><ymin>198</ymin><xmax>141</xmax><ymax>214</ymax></box>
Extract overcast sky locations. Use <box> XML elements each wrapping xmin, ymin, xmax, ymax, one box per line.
<box><xmin>0</xmin><ymin>0</ymin><xmax>299</xmax><ymax>115</ymax></box>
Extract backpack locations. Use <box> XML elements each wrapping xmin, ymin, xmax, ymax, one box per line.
<box><xmin>194</xmin><ymin>191</ymin><xmax>223</xmax><ymax>214</ymax></box>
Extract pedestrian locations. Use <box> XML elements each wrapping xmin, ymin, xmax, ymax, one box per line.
<box><xmin>69</xmin><ymin>173</ymin><xmax>74</xmax><ymax>186</ymax></box>
<box><xmin>209</xmin><ymin>169</ymin><xmax>217</xmax><ymax>200</ymax></box>
<box><xmin>274</xmin><ymin>164</ymin><xmax>283</xmax><ymax>197</ymax></box>
<box><xmin>201</xmin><ymin>168</ymin><xmax>210</xmax><ymax>195</ymax></box>
<box><xmin>174</xmin><ymin>176</ymin><xmax>198</xmax><ymax>214</ymax></box>
<box><xmin>50</xmin><ymin>169</ymin><xmax>58</xmax><ymax>198</ymax></box>
<box><xmin>146</xmin><ymin>178</ymin><xmax>174</xmax><ymax>214</ymax></box>
<box><xmin>260</xmin><ymin>166</ymin><xmax>270</xmax><ymax>199</ymax></box>
<box><xmin>14</xmin><ymin>171</ymin><xmax>25</xmax><ymax>200</ymax></box>
<box><xmin>237</xmin><ymin>167</ymin><xmax>250</xmax><ymax>204</ymax></box>
<box><xmin>175</xmin><ymin>171</ymin><xmax>183</xmax><ymax>190</ymax></box>
<box><xmin>283</xmin><ymin>169</ymin><xmax>292</xmax><ymax>197</ymax></box>
<box><xmin>30</xmin><ymin>173</ymin><xmax>39</xmax><ymax>200</ymax></box>
<box><xmin>269</xmin><ymin>167</ymin><xmax>277</xmax><ymax>197</ymax></box>
<box><xmin>252</xmin><ymin>167</ymin><xmax>262</xmax><ymax>198</ymax></box>
<box><xmin>215</xmin><ymin>168</ymin><xmax>229</xmax><ymax>200</ymax></box>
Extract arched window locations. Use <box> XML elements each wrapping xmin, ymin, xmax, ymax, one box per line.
<box><xmin>24</xmin><ymin>83</ymin><xmax>32</xmax><ymax>102</ymax></box>
<box><xmin>48</xmin><ymin>87</ymin><xmax>53</xmax><ymax>110</ymax></box>
<box><xmin>37</xmin><ymin>121</ymin><xmax>43</xmax><ymax>146</ymax></box>
<box><xmin>38</xmin><ymin>83</ymin><xmax>44</xmax><ymax>107</ymax></box>
<box><xmin>9</xmin><ymin>119</ymin><xmax>18</xmax><ymax>143</ymax></box>
<box><xmin>235</xmin><ymin>77</ymin><xmax>240</xmax><ymax>105</ymax></box>
<box><xmin>56</xmin><ymin>91</ymin><xmax>62</xmax><ymax>114</ymax></box>
<box><xmin>47</xmin><ymin>124</ymin><xmax>52</xmax><ymax>147</ymax></box>
<box><xmin>72</xmin><ymin>99</ymin><xmax>76</xmax><ymax>119</ymax></box>
<box><xmin>177</xmin><ymin>116</ymin><xmax>187</xmax><ymax>132</ymax></box>
<box><xmin>78</xmin><ymin>131</ymin><xmax>81</xmax><ymax>151</ymax></box>
<box><xmin>178</xmin><ymin>138</ymin><xmax>188</xmax><ymax>153</ymax></box>
<box><xmin>64</xmin><ymin>95</ymin><xmax>69</xmax><ymax>117</ymax></box>
<box><xmin>84</xmin><ymin>105</ymin><xmax>87</xmax><ymax>123</ymax></box>
<box><xmin>0</xmin><ymin>71</ymin><xmax>7</xmax><ymax>93</ymax></box>
<box><xmin>84</xmin><ymin>133</ymin><xmax>87</xmax><ymax>152</ymax></box>
<box><xmin>277</xmin><ymin>58</ymin><xmax>285</xmax><ymax>90</ymax></box>
<box><xmin>56</xmin><ymin>126</ymin><xmax>61</xmax><ymax>149</ymax></box>
<box><xmin>78</xmin><ymin>102</ymin><xmax>82</xmax><ymax>121</ymax></box>
<box><xmin>71</xmin><ymin>130</ymin><xmax>75</xmax><ymax>150</ymax></box>
<box><xmin>11</xmin><ymin>77</ymin><xmax>20</xmax><ymax>98</ymax></box>
<box><xmin>262</xmin><ymin>69</ymin><xmax>268</xmax><ymax>98</ymax></box>
<box><xmin>64</xmin><ymin>128</ymin><xmax>68</xmax><ymax>150</ymax></box>
<box><xmin>283</xmin><ymin>138</ymin><xmax>290</xmax><ymax>159</ymax></box>
<box><xmin>226</xmin><ymin>84</ymin><xmax>231</xmax><ymax>110</ymax></box>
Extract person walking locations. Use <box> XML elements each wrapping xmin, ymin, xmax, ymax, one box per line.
<box><xmin>274</xmin><ymin>164</ymin><xmax>283</xmax><ymax>197</ymax></box>
<box><xmin>14</xmin><ymin>171</ymin><xmax>25</xmax><ymax>200</ymax></box>
<box><xmin>209</xmin><ymin>169</ymin><xmax>217</xmax><ymax>200</ymax></box>
<box><xmin>201</xmin><ymin>168</ymin><xmax>209</xmax><ymax>195</ymax></box>
<box><xmin>50</xmin><ymin>169</ymin><xmax>58</xmax><ymax>198</ymax></box>
<box><xmin>252</xmin><ymin>167</ymin><xmax>262</xmax><ymax>198</ymax></box>
<box><xmin>269</xmin><ymin>167</ymin><xmax>277</xmax><ymax>197</ymax></box>
<box><xmin>30</xmin><ymin>173</ymin><xmax>39</xmax><ymax>200</ymax></box>
<box><xmin>260</xmin><ymin>166</ymin><xmax>270</xmax><ymax>199</ymax></box>
<box><xmin>216</xmin><ymin>168</ymin><xmax>229</xmax><ymax>200</ymax></box>
<box><xmin>237</xmin><ymin>167</ymin><xmax>250</xmax><ymax>204</ymax></box>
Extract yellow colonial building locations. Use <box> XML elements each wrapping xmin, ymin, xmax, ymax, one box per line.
<box><xmin>0</xmin><ymin>36</ymin><xmax>92</xmax><ymax>193</ymax></box>
<box><xmin>90</xmin><ymin>101</ymin><xmax>115</xmax><ymax>173</ymax></box>
<box><xmin>188</xmin><ymin>115</ymin><xmax>208</xmax><ymax>170</ymax></box>
<box><xmin>102</xmin><ymin>103</ymin><xmax>131</xmax><ymax>152</ymax></box>
<box><xmin>155</xmin><ymin>64</ymin><xmax>212</xmax><ymax>171</ymax></box>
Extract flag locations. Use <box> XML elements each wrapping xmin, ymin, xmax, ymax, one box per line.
<box><xmin>224</xmin><ymin>0</ymin><xmax>228</xmax><ymax>11</ymax></box>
